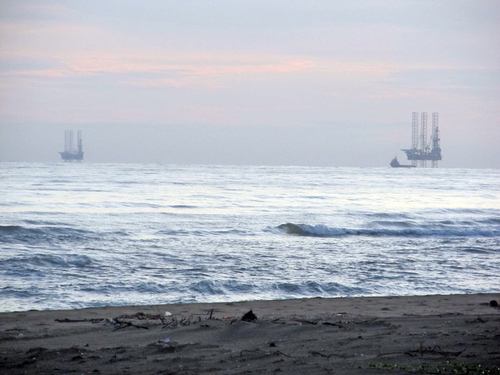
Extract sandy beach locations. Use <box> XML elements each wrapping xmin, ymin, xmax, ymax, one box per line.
<box><xmin>1</xmin><ymin>293</ymin><xmax>499</xmax><ymax>374</ymax></box>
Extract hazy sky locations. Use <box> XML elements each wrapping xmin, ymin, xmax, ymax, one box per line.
<box><xmin>1</xmin><ymin>1</ymin><xmax>499</xmax><ymax>167</ymax></box>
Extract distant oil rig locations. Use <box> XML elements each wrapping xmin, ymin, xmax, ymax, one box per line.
<box><xmin>393</xmin><ymin>112</ymin><xmax>442</xmax><ymax>168</ymax></box>
<box><xmin>59</xmin><ymin>130</ymin><xmax>84</xmax><ymax>162</ymax></box>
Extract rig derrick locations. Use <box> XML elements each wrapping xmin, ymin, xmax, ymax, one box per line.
<box><xmin>59</xmin><ymin>130</ymin><xmax>84</xmax><ymax>162</ymax></box>
<box><xmin>400</xmin><ymin>112</ymin><xmax>442</xmax><ymax>168</ymax></box>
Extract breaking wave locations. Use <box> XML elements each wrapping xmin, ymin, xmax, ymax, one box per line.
<box><xmin>277</xmin><ymin>223</ymin><xmax>500</xmax><ymax>238</ymax></box>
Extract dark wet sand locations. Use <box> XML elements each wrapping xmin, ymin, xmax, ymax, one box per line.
<box><xmin>1</xmin><ymin>293</ymin><xmax>499</xmax><ymax>374</ymax></box>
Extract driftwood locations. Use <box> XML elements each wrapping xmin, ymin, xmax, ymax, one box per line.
<box><xmin>292</xmin><ymin>318</ymin><xmax>319</xmax><ymax>325</ymax></box>
<box><xmin>116</xmin><ymin>312</ymin><xmax>162</xmax><ymax>320</ymax></box>
<box><xmin>55</xmin><ymin>318</ymin><xmax>104</xmax><ymax>323</ymax></box>
<box><xmin>56</xmin><ymin>307</ymin><xmax>261</xmax><ymax>332</ymax></box>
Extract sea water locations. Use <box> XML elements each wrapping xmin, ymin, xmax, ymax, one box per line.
<box><xmin>1</xmin><ymin>163</ymin><xmax>499</xmax><ymax>312</ymax></box>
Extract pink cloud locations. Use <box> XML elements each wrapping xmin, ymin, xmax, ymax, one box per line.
<box><xmin>2</xmin><ymin>48</ymin><xmax>316</xmax><ymax>88</ymax></box>
<box><xmin>17</xmin><ymin>69</ymin><xmax>69</xmax><ymax>78</ymax></box>
<box><xmin>66</xmin><ymin>54</ymin><xmax>315</xmax><ymax>76</ymax></box>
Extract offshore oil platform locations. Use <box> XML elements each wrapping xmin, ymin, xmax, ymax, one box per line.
<box><xmin>59</xmin><ymin>130</ymin><xmax>84</xmax><ymax>162</ymax></box>
<box><xmin>392</xmin><ymin>112</ymin><xmax>442</xmax><ymax>168</ymax></box>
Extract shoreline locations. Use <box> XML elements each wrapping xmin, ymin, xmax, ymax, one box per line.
<box><xmin>2</xmin><ymin>291</ymin><xmax>499</xmax><ymax>315</ymax></box>
<box><xmin>1</xmin><ymin>293</ymin><xmax>499</xmax><ymax>374</ymax></box>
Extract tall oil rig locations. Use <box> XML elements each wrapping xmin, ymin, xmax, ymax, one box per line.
<box><xmin>401</xmin><ymin>112</ymin><xmax>442</xmax><ymax>168</ymax></box>
<box><xmin>59</xmin><ymin>130</ymin><xmax>84</xmax><ymax>162</ymax></box>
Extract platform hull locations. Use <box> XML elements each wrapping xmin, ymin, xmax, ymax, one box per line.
<box><xmin>59</xmin><ymin>151</ymin><xmax>84</xmax><ymax>162</ymax></box>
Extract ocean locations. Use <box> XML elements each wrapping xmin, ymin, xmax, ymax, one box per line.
<box><xmin>1</xmin><ymin>163</ymin><xmax>499</xmax><ymax>313</ymax></box>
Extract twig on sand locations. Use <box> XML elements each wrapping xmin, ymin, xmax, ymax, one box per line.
<box><xmin>403</xmin><ymin>343</ymin><xmax>465</xmax><ymax>357</ymax></box>
<box><xmin>310</xmin><ymin>350</ymin><xmax>348</xmax><ymax>359</ymax></box>
<box><xmin>112</xmin><ymin>319</ymin><xmax>149</xmax><ymax>331</ymax></box>
<box><xmin>274</xmin><ymin>350</ymin><xmax>293</xmax><ymax>358</ymax></box>
<box><xmin>465</xmin><ymin>317</ymin><xmax>486</xmax><ymax>323</ymax></box>
<box><xmin>310</xmin><ymin>350</ymin><xmax>330</xmax><ymax>358</ymax></box>
<box><xmin>322</xmin><ymin>321</ymin><xmax>343</xmax><ymax>327</ymax></box>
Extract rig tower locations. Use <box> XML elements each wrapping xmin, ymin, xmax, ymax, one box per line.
<box><xmin>411</xmin><ymin>112</ymin><xmax>419</xmax><ymax>167</ymax></box>
<box><xmin>420</xmin><ymin>112</ymin><xmax>428</xmax><ymax>168</ymax></box>
<box><xmin>59</xmin><ymin>130</ymin><xmax>84</xmax><ymax>162</ymax></box>
<box><xmin>401</xmin><ymin>112</ymin><xmax>441</xmax><ymax>168</ymax></box>
<box><xmin>431</xmin><ymin>113</ymin><xmax>439</xmax><ymax>168</ymax></box>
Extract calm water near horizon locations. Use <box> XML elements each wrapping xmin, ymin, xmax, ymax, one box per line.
<box><xmin>1</xmin><ymin>162</ymin><xmax>499</xmax><ymax>312</ymax></box>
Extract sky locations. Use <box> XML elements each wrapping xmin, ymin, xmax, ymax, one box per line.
<box><xmin>0</xmin><ymin>0</ymin><xmax>499</xmax><ymax>167</ymax></box>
